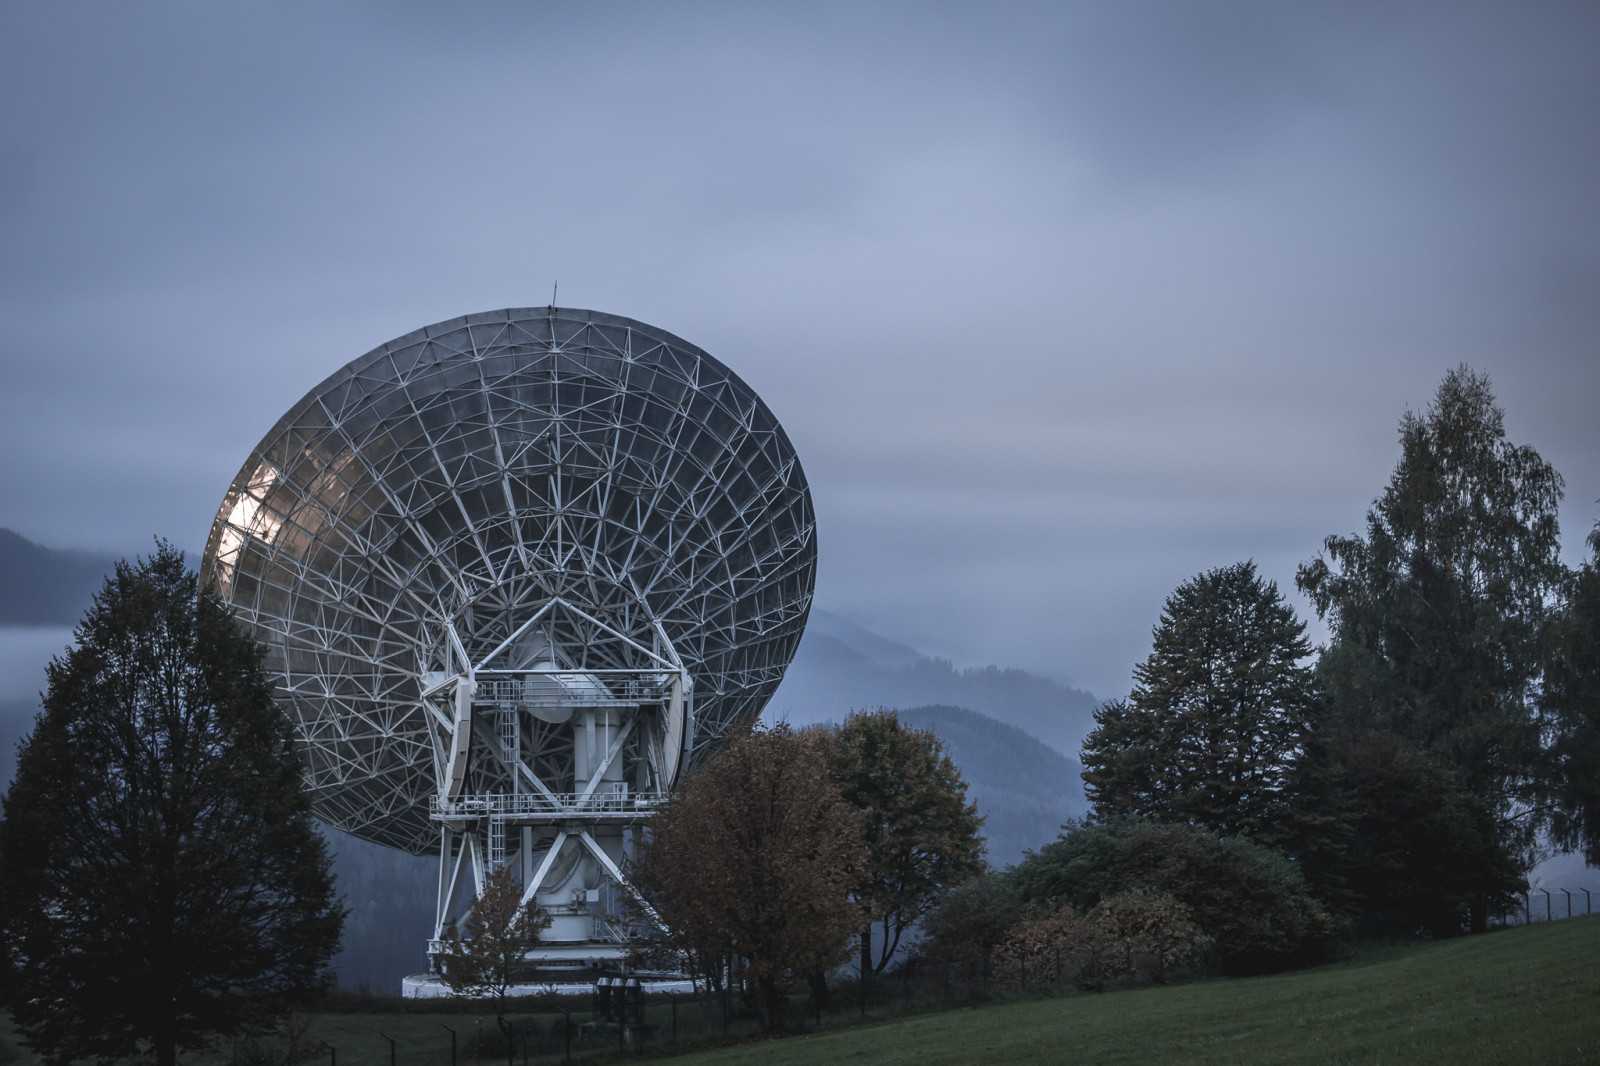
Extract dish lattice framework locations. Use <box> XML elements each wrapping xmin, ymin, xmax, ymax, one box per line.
<box><xmin>200</xmin><ymin>307</ymin><xmax>816</xmax><ymax>857</ymax></box>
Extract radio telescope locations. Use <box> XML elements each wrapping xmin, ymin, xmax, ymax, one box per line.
<box><xmin>200</xmin><ymin>306</ymin><xmax>815</xmax><ymax>978</ymax></box>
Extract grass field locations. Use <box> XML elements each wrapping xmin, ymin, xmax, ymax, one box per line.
<box><xmin>681</xmin><ymin>916</ymin><xmax>1600</xmax><ymax>1066</ymax></box>
<box><xmin>4</xmin><ymin>916</ymin><xmax>1598</xmax><ymax>1065</ymax></box>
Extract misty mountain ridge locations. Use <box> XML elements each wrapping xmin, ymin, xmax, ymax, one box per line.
<box><xmin>894</xmin><ymin>704</ymin><xmax>1085</xmax><ymax>870</ymax></box>
<box><xmin>0</xmin><ymin>528</ymin><xmax>118</xmax><ymax>627</ymax></box>
<box><xmin>768</xmin><ymin>608</ymin><xmax>1102</xmax><ymax>758</ymax></box>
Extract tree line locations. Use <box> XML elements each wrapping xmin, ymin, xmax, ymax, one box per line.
<box><xmin>631</xmin><ymin>366</ymin><xmax>1600</xmax><ymax>1018</ymax></box>
<box><xmin>628</xmin><ymin>711</ymin><xmax>986</xmax><ymax>1028</ymax></box>
<box><xmin>926</xmin><ymin>368</ymin><xmax>1598</xmax><ymax>982</ymax></box>
<box><xmin>1076</xmin><ymin>366</ymin><xmax>1598</xmax><ymax>939</ymax></box>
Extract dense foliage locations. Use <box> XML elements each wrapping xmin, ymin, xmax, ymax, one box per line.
<box><xmin>921</xmin><ymin>818</ymin><xmax>1328</xmax><ymax>976</ymax></box>
<box><xmin>628</xmin><ymin>723</ymin><xmax>865</xmax><ymax>1028</ymax></box>
<box><xmin>827</xmin><ymin>709</ymin><xmax>986</xmax><ymax>973</ymax></box>
<box><xmin>0</xmin><ymin>544</ymin><xmax>343</xmax><ymax>1066</ymax></box>
<box><xmin>1065</xmin><ymin>368</ymin><xmax>1596</xmax><ymax>948</ymax></box>
<box><xmin>1081</xmin><ymin>561</ymin><xmax>1315</xmax><ymax>840</ymax></box>
<box><xmin>917</xmin><ymin>874</ymin><xmax>1026</xmax><ymax>964</ymax></box>
<box><xmin>1297</xmin><ymin>366</ymin><xmax>1566</xmax><ymax>929</ymax></box>
<box><xmin>1314</xmin><ymin>730</ymin><xmax>1521</xmax><ymax>935</ymax></box>
<box><xmin>1007</xmin><ymin>819</ymin><xmax>1330</xmax><ymax>972</ymax></box>
<box><xmin>974</xmin><ymin>889</ymin><xmax>1213</xmax><ymax>989</ymax></box>
<box><xmin>1544</xmin><ymin>525</ymin><xmax>1600</xmax><ymax>865</ymax></box>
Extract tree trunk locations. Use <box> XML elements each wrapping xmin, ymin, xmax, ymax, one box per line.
<box><xmin>761</xmin><ymin>973</ymin><xmax>787</xmax><ymax>1024</ymax></box>
<box><xmin>860</xmin><ymin>929</ymin><xmax>873</xmax><ymax>976</ymax></box>
<box><xmin>806</xmin><ymin>970</ymin><xmax>831</xmax><ymax>1010</ymax></box>
<box><xmin>497</xmin><ymin>1014</ymin><xmax>514</xmax><ymax>1066</ymax></box>
<box><xmin>1470</xmin><ymin>897</ymin><xmax>1487</xmax><ymax>935</ymax></box>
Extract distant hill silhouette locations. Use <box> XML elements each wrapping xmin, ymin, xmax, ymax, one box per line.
<box><xmin>896</xmin><ymin>704</ymin><xmax>1085</xmax><ymax>868</ymax></box>
<box><xmin>768</xmin><ymin>609</ymin><xmax>1103</xmax><ymax>757</ymax></box>
<box><xmin>0</xmin><ymin>528</ymin><xmax>117</xmax><ymax>626</ymax></box>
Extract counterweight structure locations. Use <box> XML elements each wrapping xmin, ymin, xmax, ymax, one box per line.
<box><xmin>201</xmin><ymin>307</ymin><xmax>815</xmax><ymax>976</ymax></box>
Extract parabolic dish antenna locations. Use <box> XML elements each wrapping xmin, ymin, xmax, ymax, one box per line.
<box><xmin>201</xmin><ymin>307</ymin><xmax>815</xmax><ymax>972</ymax></box>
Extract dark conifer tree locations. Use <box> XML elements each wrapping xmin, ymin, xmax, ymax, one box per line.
<box><xmin>1081</xmin><ymin>560</ymin><xmax>1316</xmax><ymax>840</ymax></box>
<box><xmin>0</xmin><ymin>543</ymin><xmax>343</xmax><ymax>1066</ymax></box>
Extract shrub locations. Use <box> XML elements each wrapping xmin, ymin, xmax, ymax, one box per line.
<box><xmin>1009</xmin><ymin>819</ymin><xmax>1331</xmax><ymax>972</ymax></box>
<box><xmin>987</xmin><ymin>890</ymin><xmax>1212</xmax><ymax>990</ymax></box>
<box><xmin>916</xmin><ymin>873</ymin><xmax>1024</xmax><ymax>963</ymax></box>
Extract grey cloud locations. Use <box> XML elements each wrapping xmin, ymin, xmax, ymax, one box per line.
<box><xmin>0</xmin><ymin>1</ymin><xmax>1595</xmax><ymax>700</ymax></box>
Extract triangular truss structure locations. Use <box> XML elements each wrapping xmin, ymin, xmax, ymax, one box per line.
<box><xmin>201</xmin><ymin>307</ymin><xmax>815</xmax><ymax>972</ymax></box>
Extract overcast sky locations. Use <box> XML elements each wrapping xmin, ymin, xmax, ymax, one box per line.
<box><xmin>1</xmin><ymin>2</ymin><xmax>1596</xmax><ymax>697</ymax></box>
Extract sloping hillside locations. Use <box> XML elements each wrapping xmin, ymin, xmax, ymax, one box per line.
<box><xmin>669</xmin><ymin>916</ymin><xmax>1600</xmax><ymax>1066</ymax></box>
<box><xmin>896</xmin><ymin>704</ymin><xmax>1084</xmax><ymax>868</ymax></box>
<box><xmin>768</xmin><ymin>610</ymin><xmax>1101</xmax><ymax>757</ymax></box>
<box><xmin>0</xmin><ymin>528</ymin><xmax>116</xmax><ymax>626</ymax></box>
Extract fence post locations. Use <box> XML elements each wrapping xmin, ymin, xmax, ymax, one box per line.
<box><xmin>321</xmin><ymin>1043</ymin><xmax>336</xmax><ymax>1066</ymax></box>
<box><xmin>556</xmin><ymin>1007</ymin><xmax>571</xmax><ymax>1064</ymax></box>
<box><xmin>1584</xmin><ymin>888</ymin><xmax>1592</xmax><ymax>916</ymax></box>
<box><xmin>439</xmin><ymin>1025</ymin><xmax>455</xmax><ymax>1066</ymax></box>
<box><xmin>1054</xmin><ymin>948</ymin><xmax>1060</xmax><ymax>987</ymax></box>
<box><xmin>1020</xmin><ymin>949</ymin><xmax>1026</xmax><ymax>992</ymax></box>
<box><xmin>1542</xmin><ymin>888</ymin><xmax>1552</xmax><ymax>922</ymax></box>
<box><xmin>377</xmin><ymin>1033</ymin><xmax>396</xmax><ymax>1066</ymax></box>
<box><xmin>1562</xmin><ymin>889</ymin><xmax>1572</xmax><ymax>919</ymax></box>
<box><xmin>670</xmin><ymin>993</ymin><xmax>678</xmax><ymax>1042</ymax></box>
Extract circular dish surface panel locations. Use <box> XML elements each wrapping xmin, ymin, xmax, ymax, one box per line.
<box><xmin>201</xmin><ymin>308</ymin><xmax>816</xmax><ymax>853</ymax></box>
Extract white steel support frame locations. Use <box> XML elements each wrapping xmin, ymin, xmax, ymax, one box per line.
<box><xmin>424</xmin><ymin>598</ymin><xmax>690</xmax><ymax>970</ymax></box>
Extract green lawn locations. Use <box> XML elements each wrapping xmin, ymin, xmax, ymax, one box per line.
<box><xmin>681</xmin><ymin>917</ymin><xmax>1600</xmax><ymax>1066</ymax></box>
<box><xmin>4</xmin><ymin>917</ymin><xmax>1597</xmax><ymax>1065</ymax></box>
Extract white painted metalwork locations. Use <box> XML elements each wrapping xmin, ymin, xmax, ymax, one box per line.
<box><xmin>201</xmin><ymin>307</ymin><xmax>815</xmax><ymax>971</ymax></box>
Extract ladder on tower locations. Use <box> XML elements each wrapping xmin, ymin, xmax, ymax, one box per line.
<box><xmin>487</xmin><ymin>818</ymin><xmax>507</xmax><ymax>870</ymax></box>
<box><xmin>498</xmin><ymin>707</ymin><xmax>519</xmax><ymax>766</ymax></box>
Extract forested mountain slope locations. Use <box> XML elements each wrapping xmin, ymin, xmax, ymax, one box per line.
<box><xmin>0</xmin><ymin>528</ymin><xmax>117</xmax><ymax>626</ymax></box>
<box><xmin>897</xmin><ymin>704</ymin><xmax>1086</xmax><ymax>869</ymax></box>
<box><xmin>768</xmin><ymin>610</ymin><xmax>1101</xmax><ymax>757</ymax></box>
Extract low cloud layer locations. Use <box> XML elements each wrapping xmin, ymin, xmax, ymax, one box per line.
<box><xmin>1</xmin><ymin>2</ymin><xmax>1596</xmax><ymax>695</ymax></box>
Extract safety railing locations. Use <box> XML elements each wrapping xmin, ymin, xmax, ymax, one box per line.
<box><xmin>429</xmin><ymin>790</ymin><xmax>669</xmax><ymax>820</ymax></box>
<box><xmin>477</xmin><ymin>676</ymin><xmax>674</xmax><ymax>707</ymax></box>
